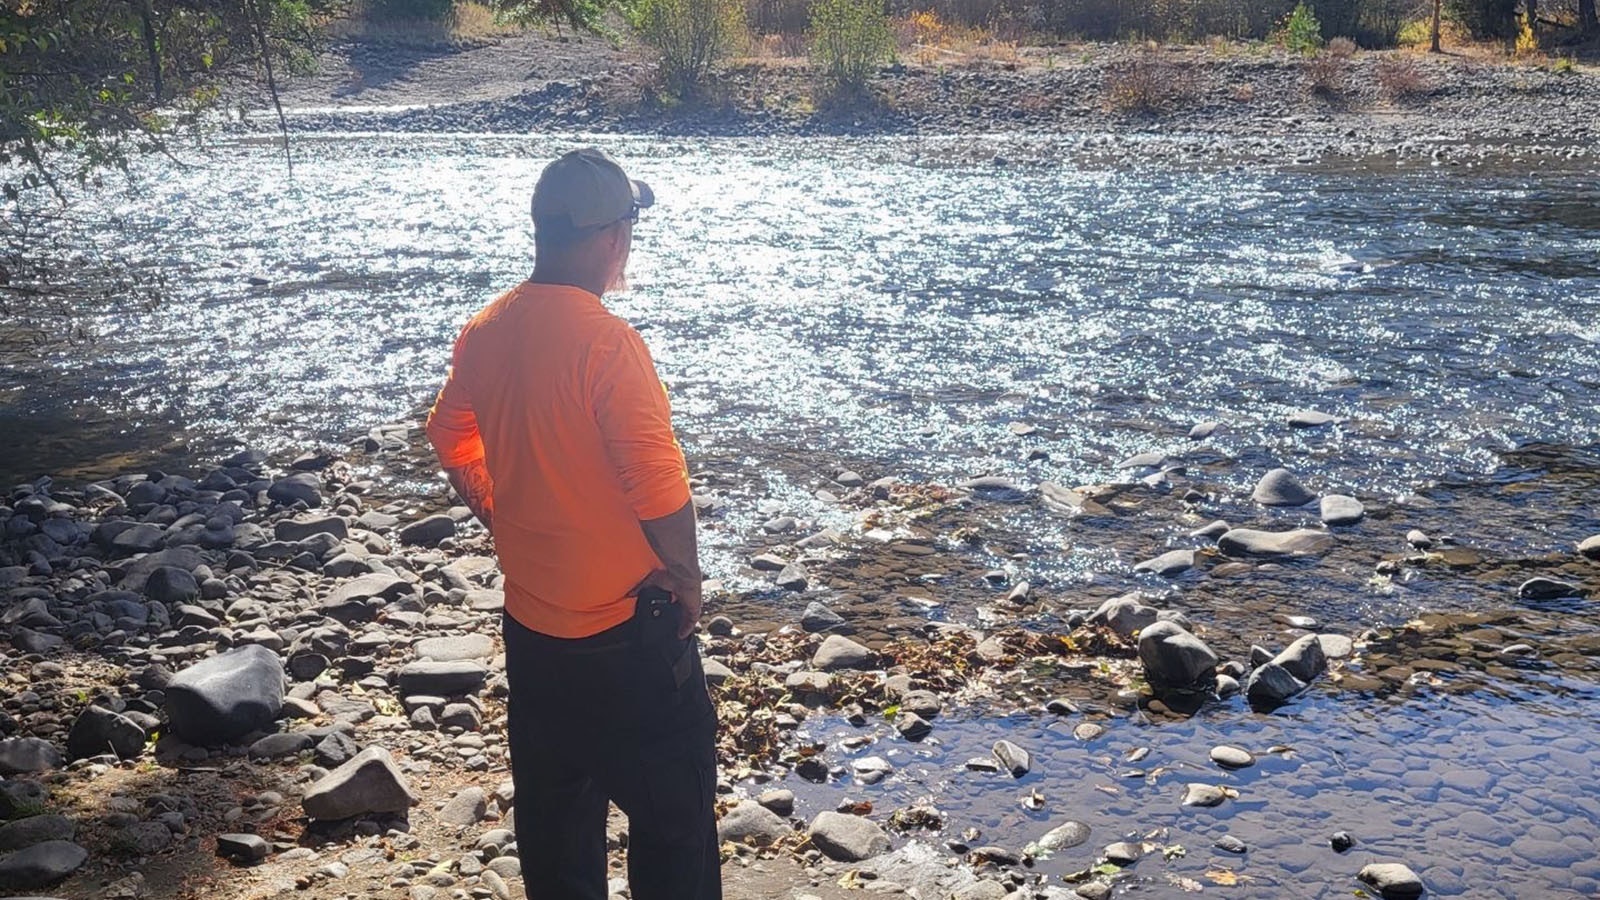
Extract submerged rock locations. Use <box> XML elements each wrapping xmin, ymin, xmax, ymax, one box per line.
<box><xmin>1320</xmin><ymin>494</ymin><xmax>1366</xmax><ymax>526</ymax></box>
<box><xmin>991</xmin><ymin>740</ymin><xmax>1031</xmax><ymax>778</ymax></box>
<box><xmin>1218</xmin><ymin>528</ymin><xmax>1333</xmax><ymax>558</ymax></box>
<box><xmin>1245</xmin><ymin>663</ymin><xmax>1308</xmax><ymax>708</ymax></box>
<box><xmin>1027</xmin><ymin>821</ymin><xmax>1091</xmax><ymax>855</ymax></box>
<box><xmin>1357</xmin><ymin>862</ymin><xmax>1425</xmax><ymax>899</ymax></box>
<box><xmin>1518</xmin><ymin>577</ymin><xmax>1586</xmax><ymax>601</ymax></box>
<box><xmin>1251</xmin><ymin>468</ymin><xmax>1316</xmax><ymax>507</ymax></box>
<box><xmin>1132</xmin><ymin>549</ymin><xmax>1194</xmax><ymax>578</ymax></box>
<box><xmin>1580</xmin><ymin>535</ymin><xmax>1600</xmax><ymax>561</ymax></box>
<box><xmin>1288</xmin><ymin>409</ymin><xmax>1340</xmax><ymax>428</ymax></box>
<box><xmin>1137</xmin><ymin>621</ymin><xmax>1218</xmax><ymax>696</ymax></box>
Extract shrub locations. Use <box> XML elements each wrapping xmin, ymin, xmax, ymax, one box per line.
<box><xmin>633</xmin><ymin>0</ymin><xmax>746</xmax><ymax>97</ymax></box>
<box><xmin>1276</xmin><ymin>2</ymin><xmax>1326</xmax><ymax>53</ymax></box>
<box><xmin>1513</xmin><ymin>13</ymin><xmax>1537</xmax><ymax>55</ymax></box>
<box><xmin>1552</xmin><ymin>55</ymin><xmax>1575</xmax><ymax>74</ymax></box>
<box><xmin>1104</xmin><ymin>52</ymin><xmax>1183</xmax><ymax>113</ymax></box>
<box><xmin>1305</xmin><ymin>49</ymin><xmax>1350</xmax><ymax>95</ymax></box>
<box><xmin>1395</xmin><ymin>17</ymin><xmax>1432</xmax><ymax>45</ymax></box>
<box><xmin>1374</xmin><ymin>53</ymin><xmax>1430</xmax><ymax>100</ymax></box>
<box><xmin>810</xmin><ymin>0</ymin><xmax>895</xmax><ymax>93</ymax></box>
<box><xmin>1327</xmin><ymin>35</ymin><xmax>1357</xmax><ymax>55</ymax></box>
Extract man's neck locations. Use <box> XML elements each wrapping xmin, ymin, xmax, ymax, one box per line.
<box><xmin>529</xmin><ymin>267</ymin><xmax>607</xmax><ymax>298</ymax></box>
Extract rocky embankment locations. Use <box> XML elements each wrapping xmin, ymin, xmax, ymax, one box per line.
<box><xmin>1</xmin><ymin>415</ymin><xmax>1598</xmax><ymax>900</ymax></box>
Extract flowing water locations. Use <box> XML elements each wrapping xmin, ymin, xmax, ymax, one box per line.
<box><xmin>7</xmin><ymin>133</ymin><xmax>1600</xmax><ymax>897</ymax></box>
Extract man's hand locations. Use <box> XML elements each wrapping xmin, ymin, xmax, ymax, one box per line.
<box><xmin>638</xmin><ymin>500</ymin><xmax>703</xmax><ymax>639</ymax></box>
<box><xmin>444</xmin><ymin>460</ymin><xmax>495</xmax><ymax>531</ymax></box>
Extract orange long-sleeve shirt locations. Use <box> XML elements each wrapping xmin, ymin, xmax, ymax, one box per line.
<box><xmin>425</xmin><ymin>282</ymin><xmax>691</xmax><ymax>638</ymax></box>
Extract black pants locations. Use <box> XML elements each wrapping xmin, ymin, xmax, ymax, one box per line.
<box><xmin>503</xmin><ymin>604</ymin><xmax>721</xmax><ymax>900</ymax></box>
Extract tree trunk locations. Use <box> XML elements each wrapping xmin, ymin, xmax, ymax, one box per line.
<box><xmin>1580</xmin><ymin>0</ymin><xmax>1598</xmax><ymax>35</ymax></box>
<box><xmin>1430</xmin><ymin>0</ymin><xmax>1442</xmax><ymax>52</ymax></box>
<box><xmin>1525</xmin><ymin>0</ymin><xmax>1537</xmax><ymax>33</ymax></box>
<box><xmin>138</xmin><ymin>0</ymin><xmax>162</xmax><ymax>102</ymax></box>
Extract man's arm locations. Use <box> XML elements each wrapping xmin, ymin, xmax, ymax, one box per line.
<box><xmin>639</xmin><ymin>499</ymin><xmax>702</xmax><ymax>639</ymax></box>
<box><xmin>443</xmin><ymin>460</ymin><xmax>495</xmax><ymax>531</ymax></box>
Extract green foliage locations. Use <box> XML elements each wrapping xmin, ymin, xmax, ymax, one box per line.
<box><xmin>1276</xmin><ymin>1</ymin><xmax>1325</xmax><ymax>53</ymax></box>
<box><xmin>0</xmin><ymin>0</ymin><xmax>327</xmax><ymax>201</ymax></box>
<box><xmin>630</xmin><ymin>0</ymin><xmax>745</xmax><ymax>97</ymax></box>
<box><xmin>1446</xmin><ymin>0</ymin><xmax>1517</xmax><ymax>37</ymax></box>
<box><xmin>495</xmin><ymin>0</ymin><xmax>613</xmax><ymax>31</ymax></box>
<box><xmin>808</xmin><ymin>0</ymin><xmax>893</xmax><ymax>93</ymax></box>
<box><xmin>370</xmin><ymin>0</ymin><xmax>455</xmax><ymax>21</ymax></box>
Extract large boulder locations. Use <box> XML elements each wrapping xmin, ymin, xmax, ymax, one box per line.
<box><xmin>301</xmin><ymin>747</ymin><xmax>416</xmax><ymax>821</ymax></box>
<box><xmin>1137</xmin><ymin>621</ymin><xmax>1218</xmax><ymax>696</ymax></box>
<box><xmin>1218</xmin><ymin>528</ymin><xmax>1333</xmax><ymax>558</ymax></box>
<box><xmin>66</xmin><ymin>706</ymin><xmax>146</xmax><ymax>760</ymax></box>
<box><xmin>0</xmin><ymin>839</ymin><xmax>88</xmax><ymax>888</ymax></box>
<box><xmin>1251</xmin><ymin>468</ymin><xmax>1316</xmax><ymax>507</ymax></box>
<box><xmin>808</xmin><ymin>811</ymin><xmax>890</xmax><ymax>862</ymax></box>
<box><xmin>165</xmin><ymin>644</ymin><xmax>285</xmax><ymax>746</ymax></box>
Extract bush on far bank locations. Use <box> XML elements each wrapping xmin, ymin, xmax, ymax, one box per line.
<box><xmin>809</xmin><ymin>0</ymin><xmax>896</xmax><ymax>93</ymax></box>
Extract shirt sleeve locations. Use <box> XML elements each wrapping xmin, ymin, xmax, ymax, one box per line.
<box><xmin>591</xmin><ymin>327</ymin><xmax>691</xmax><ymax>521</ymax></box>
<box><xmin>425</xmin><ymin>332</ymin><xmax>486</xmax><ymax>469</ymax></box>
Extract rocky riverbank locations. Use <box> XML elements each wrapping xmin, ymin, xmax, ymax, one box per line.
<box><xmin>1</xmin><ymin>413</ymin><xmax>1598</xmax><ymax>899</ymax></box>
<box><xmin>230</xmin><ymin>34</ymin><xmax>1600</xmax><ymax>164</ymax></box>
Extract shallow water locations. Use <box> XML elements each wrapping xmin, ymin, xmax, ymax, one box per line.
<box><xmin>8</xmin><ymin>133</ymin><xmax>1600</xmax><ymax>897</ymax></box>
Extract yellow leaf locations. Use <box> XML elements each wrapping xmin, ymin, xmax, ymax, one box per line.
<box><xmin>1203</xmin><ymin>867</ymin><xmax>1253</xmax><ymax>886</ymax></box>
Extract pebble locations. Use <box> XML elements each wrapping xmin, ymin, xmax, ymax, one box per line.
<box><xmin>1214</xmin><ymin>835</ymin><xmax>1248</xmax><ymax>854</ymax></box>
<box><xmin>1210</xmin><ymin>746</ymin><xmax>1256</xmax><ymax>769</ymax></box>
<box><xmin>1072</xmin><ymin>722</ymin><xmax>1105</xmax><ymax>742</ymax></box>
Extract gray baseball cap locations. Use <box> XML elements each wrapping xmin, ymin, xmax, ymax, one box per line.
<box><xmin>530</xmin><ymin>148</ymin><xmax>655</xmax><ymax>240</ymax></box>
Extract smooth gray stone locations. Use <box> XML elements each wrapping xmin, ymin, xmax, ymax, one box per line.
<box><xmin>1518</xmin><ymin>577</ymin><xmax>1586</xmax><ymax>601</ymax></box>
<box><xmin>1251</xmin><ymin>468</ymin><xmax>1316</xmax><ymax>506</ymax></box>
<box><xmin>1028</xmin><ymin>821</ymin><xmax>1090</xmax><ymax>853</ymax></box>
<box><xmin>165</xmin><ymin>644</ymin><xmax>285</xmax><ymax>746</ymax></box>
<box><xmin>808</xmin><ymin>811</ymin><xmax>890</xmax><ymax>862</ymax></box>
<box><xmin>1357</xmin><ymin>862</ymin><xmax>1425</xmax><ymax>899</ymax></box>
<box><xmin>1288</xmin><ymin>409</ymin><xmax>1340</xmax><ymax>428</ymax></box>
<box><xmin>301</xmin><ymin>747</ymin><xmax>416</xmax><ymax>821</ymax></box>
<box><xmin>1320</xmin><ymin>494</ymin><xmax>1366</xmax><ymax>526</ymax></box>
<box><xmin>248</xmin><ymin>732</ymin><xmax>315</xmax><ymax>760</ymax></box>
<box><xmin>1210</xmin><ymin>746</ymin><xmax>1255</xmax><ymax>769</ymax></box>
<box><xmin>398</xmin><ymin>514</ymin><xmax>455</xmax><ymax>548</ymax></box>
<box><xmin>812</xmin><ymin>635</ymin><xmax>872</xmax><ymax>671</ymax></box>
<box><xmin>397</xmin><ymin>661</ymin><xmax>488</xmax><ymax>696</ymax></box>
<box><xmin>437</xmin><ymin>787</ymin><xmax>487</xmax><ymax>828</ymax></box>
<box><xmin>275</xmin><ymin>515</ymin><xmax>348</xmax><ymax>543</ymax></box>
<box><xmin>267</xmin><ymin>473</ymin><xmax>322</xmax><ymax>508</ymax></box>
<box><xmin>1274</xmin><ymin>633</ymin><xmax>1328</xmax><ymax>683</ymax></box>
<box><xmin>1188</xmin><ymin>421</ymin><xmax>1220</xmax><ymax>440</ymax></box>
<box><xmin>1218</xmin><ymin>528</ymin><xmax>1333</xmax><ymax>558</ymax></box>
<box><xmin>1181</xmin><ymin>783</ymin><xmax>1229</xmax><ymax>807</ymax></box>
<box><xmin>1088</xmin><ymin>595</ymin><xmax>1158</xmax><ymax>638</ymax></box>
<box><xmin>216</xmin><ymin>832</ymin><xmax>271</xmax><ymax>863</ymax></box>
<box><xmin>0</xmin><ymin>839</ymin><xmax>88</xmax><ymax>888</ymax></box>
<box><xmin>1132</xmin><ymin>549</ymin><xmax>1195</xmax><ymax>577</ymax></box>
<box><xmin>413</xmin><ymin>634</ymin><xmax>494</xmax><ymax>662</ymax></box>
<box><xmin>800</xmin><ymin>602</ymin><xmax>849</xmax><ymax>634</ymax></box>
<box><xmin>465</xmin><ymin>590</ymin><xmax>505</xmax><ymax>612</ymax></box>
<box><xmin>1245</xmin><ymin>662</ymin><xmax>1308</xmax><ymax>707</ymax></box>
<box><xmin>717</xmin><ymin>799</ymin><xmax>790</xmax><ymax>846</ymax></box>
<box><xmin>0</xmin><ymin>739</ymin><xmax>62</xmax><ymax>777</ymax></box>
<box><xmin>0</xmin><ymin>814</ymin><xmax>75</xmax><ymax>852</ymax></box>
<box><xmin>1138</xmin><ymin>621</ymin><xmax>1218</xmax><ymax>695</ymax></box>
<box><xmin>992</xmin><ymin>740</ymin><xmax>1031</xmax><ymax>778</ymax></box>
<box><xmin>65</xmin><ymin>706</ymin><xmax>145</xmax><ymax>761</ymax></box>
<box><xmin>701</xmin><ymin>658</ymin><xmax>733</xmax><ymax>686</ymax></box>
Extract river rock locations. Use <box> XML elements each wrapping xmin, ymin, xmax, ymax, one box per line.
<box><xmin>894</xmin><ymin>711</ymin><xmax>932</xmax><ymax>741</ymax></box>
<box><xmin>399</xmin><ymin>515</ymin><xmax>455</xmax><ymax>548</ymax></box>
<box><xmin>1357</xmin><ymin>862</ymin><xmax>1425</xmax><ymax>898</ymax></box>
<box><xmin>65</xmin><ymin>705</ymin><xmax>146</xmax><ymax>760</ymax></box>
<box><xmin>397</xmin><ymin>661</ymin><xmax>487</xmax><ymax>697</ymax></box>
<box><xmin>1188</xmin><ymin>421</ymin><xmax>1220</xmax><ymax>440</ymax></box>
<box><xmin>1132</xmin><ymin>549</ymin><xmax>1194</xmax><ymax>577</ymax></box>
<box><xmin>0</xmin><ymin>779</ymin><xmax>48</xmax><ymax>819</ymax></box>
<box><xmin>438</xmin><ymin>787</ymin><xmax>487</xmax><ymax>827</ymax></box>
<box><xmin>249</xmin><ymin>732</ymin><xmax>315</xmax><ymax>760</ymax></box>
<box><xmin>1251</xmin><ymin>468</ymin><xmax>1316</xmax><ymax>506</ymax></box>
<box><xmin>166</xmin><ymin>644</ymin><xmax>285</xmax><ymax>746</ymax></box>
<box><xmin>0</xmin><ymin>839</ymin><xmax>88</xmax><ymax>887</ymax></box>
<box><xmin>1137</xmin><ymin>621</ymin><xmax>1218</xmax><ymax>695</ymax></box>
<box><xmin>992</xmin><ymin>740</ymin><xmax>1031</xmax><ymax>777</ymax></box>
<box><xmin>1320</xmin><ymin>495</ymin><xmax>1366</xmax><ymax>526</ymax></box>
<box><xmin>111</xmin><ymin>523</ymin><xmax>165</xmax><ymax>554</ymax></box>
<box><xmin>1580</xmin><ymin>535</ymin><xmax>1600</xmax><ymax>560</ymax></box>
<box><xmin>801</xmin><ymin>602</ymin><xmax>849</xmax><ymax>634</ymax></box>
<box><xmin>0</xmin><ymin>738</ymin><xmax>62</xmax><ymax>777</ymax></box>
<box><xmin>0</xmin><ymin>813</ymin><xmax>74</xmax><ymax>851</ymax></box>
<box><xmin>217</xmin><ymin>832</ymin><xmax>271</xmax><ymax>863</ymax></box>
<box><xmin>1518</xmin><ymin>577</ymin><xmax>1585</xmax><ymax>601</ymax></box>
<box><xmin>1210</xmin><ymin>746</ymin><xmax>1255</xmax><ymax>769</ymax></box>
<box><xmin>1245</xmin><ymin>663</ymin><xmax>1308</xmax><ymax>707</ymax></box>
<box><xmin>1116</xmin><ymin>452</ymin><xmax>1168</xmax><ymax>469</ymax></box>
<box><xmin>275</xmin><ymin>515</ymin><xmax>348</xmax><ymax>543</ymax></box>
<box><xmin>145</xmin><ymin>566</ymin><xmax>200</xmax><ymax>605</ymax></box>
<box><xmin>302</xmin><ymin>747</ymin><xmax>417</xmax><ymax>820</ymax></box>
<box><xmin>775</xmin><ymin>564</ymin><xmax>809</xmax><ymax>592</ymax></box>
<box><xmin>808</xmin><ymin>811</ymin><xmax>890</xmax><ymax>862</ymax></box>
<box><xmin>718</xmin><ymin>799</ymin><xmax>790</xmax><ymax>846</ymax></box>
<box><xmin>701</xmin><ymin>658</ymin><xmax>733</xmax><ymax>685</ymax></box>
<box><xmin>1181</xmin><ymin>783</ymin><xmax>1229</xmax><ymax>807</ymax></box>
<box><xmin>1317</xmin><ymin>634</ymin><xmax>1355</xmax><ymax>658</ymax></box>
<box><xmin>757</xmin><ymin>789</ymin><xmax>795</xmax><ymax>816</ymax></box>
<box><xmin>1275</xmin><ymin>633</ymin><xmax>1328</xmax><ymax>682</ymax></box>
<box><xmin>1028</xmin><ymin>821</ymin><xmax>1090</xmax><ymax>855</ymax></box>
<box><xmin>414</xmin><ymin>635</ymin><xmax>494</xmax><ymax>662</ymax></box>
<box><xmin>267</xmin><ymin>473</ymin><xmax>323</xmax><ymax>508</ymax></box>
<box><xmin>1218</xmin><ymin>528</ymin><xmax>1333</xmax><ymax>558</ymax></box>
<box><xmin>465</xmin><ymin>590</ymin><xmax>505</xmax><ymax>612</ymax></box>
<box><xmin>1289</xmin><ymin>409</ymin><xmax>1340</xmax><ymax>428</ymax></box>
<box><xmin>1088</xmin><ymin>595</ymin><xmax>1158</xmax><ymax>638</ymax></box>
<box><xmin>812</xmin><ymin>635</ymin><xmax>873</xmax><ymax>670</ymax></box>
<box><xmin>321</xmin><ymin>573</ymin><xmax>410</xmax><ymax>622</ymax></box>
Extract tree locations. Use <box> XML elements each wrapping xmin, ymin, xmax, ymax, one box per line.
<box><xmin>1430</xmin><ymin>0</ymin><xmax>1443</xmax><ymax>51</ymax></box>
<box><xmin>1580</xmin><ymin>0</ymin><xmax>1598</xmax><ymax>35</ymax></box>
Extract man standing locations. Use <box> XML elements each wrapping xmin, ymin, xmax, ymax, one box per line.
<box><xmin>425</xmin><ymin>148</ymin><xmax>720</xmax><ymax>900</ymax></box>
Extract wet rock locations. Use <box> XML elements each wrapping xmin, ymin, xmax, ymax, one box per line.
<box><xmin>749</xmin><ymin>553</ymin><xmax>787</xmax><ymax>572</ymax></box>
<box><xmin>1116</xmin><ymin>452</ymin><xmax>1168</xmax><ymax>469</ymax></box>
<box><xmin>1245</xmin><ymin>663</ymin><xmax>1307</xmax><ymax>708</ymax></box>
<box><xmin>808</xmin><ymin>810</ymin><xmax>890</xmax><ymax>862</ymax></box>
<box><xmin>398</xmin><ymin>515</ymin><xmax>455</xmax><ymax>548</ymax></box>
<box><xmin>1317</xmin><ymin>634</ymin><xmax>1354</xmax><ymax>659</ymax></box>
<box><xmin>801</xmin><ymin>602</ymin><xmax>849</xmax><ymax>634</ymax></box>
<box><xmin>0</xmin><ymin>738</ymin><xmax>62</xmax><ymax>777</ymax></box>
<box><xmin>438</xmin><ymin>787</ymin><xmax>487</xmax><ymax>827</ymax></box>
<box><xmin>0</xmin><ymin>814</ymin><xmax>74</xmax><ymax>852</ymax></box>
<box><xmin>1180</xmin><ymin>783</ymin><xmax>1229</xmax><ymax>807</ymax></box>
<box><xmin>1190</xmin><ymin>519</ymin><xmax>1230</xmax><ymax>540</ymax></box>
<box><xmin>166</xmin><ymin>644</ymin><xmax>285</xmax><ymax>746</ymax></box>
<box><xmin>1289</xmin><ymin>409</ymin><xmax>1340</xmax><ymax>428</ymax></box>
<box><xmin>958</xmin><ymin>476</ymin><xmax>1028</xmax><ymax>502</ymax></box>
<box><xmin>1357</xmin><ymin>862</ymin><xmax>1424</xmax><ymax>899</ymax></box>
<box><xmin>775</xmin><ymin>564</ymin><xmax>809</xmax><ymax>592</ymax></box>
<box><xmin>1188</xmin><ymin>421</ymin><xmax>1220</xmax><ymax>440</ymax></box>
<box><xmin>217</xmin><ymin>832</ymin><xmax>270</xmax><ymax>863</ymax></box>
<box><xmin>901</xmin><ymin>690</ymin><xmax>942</xmax><ymax>719</ymax></box>
<box><xmin>812</xmin><ymin>635</ymin><xmax>873</xmax><ymax>670</ymax></box>
<box><xmin>413</xmin><ymin>635</ymin><xmax>494</xmax><ymax>662</ymax></box>
<box><xmin>1320</xmin><ymin>495</ymin><xmax>1366</xmax><ymax>526</ymax></box>
<box><xmin>267</xmin><ymin>473</ymin><xmax>322</xmax><ymax>508</ymax></box>
<box><xmin>1330</xmin><ymin>831</ymin><xmax>1355</xmax><ymax>852</ymax></box>
<box><xmin>1028</xmin><ymin>821</ymin><xmax>1090</xmax><ymax>854</ymax></box>
<box><xmin>1218</xmin><ymin>528</ymin><xmax>1333</xmax><ymax>558</ymax></box>
<box><xmin>1088</xmin><ymin>595</ymin><xmax>1158</xmax><ymax>638</ymax></box>
<box><xmin>852</xmin><ymin>756</ymin><xmax>894</xmax><ymax>785</ymax></box>
<box><xmin>66</xmin><ymin>705</ymin><xmax>146</xmax><ymax>760</ymax></box>
<box><xmin>1132</xmin><ymin>549</ymin><xmax>1194</xmax><ymax>577</ymax></box>
<box><xmin>1214</xmin><ymin>835</ymin><xmax>1248</xmax><ymax>854</ymax></box>
<box><xmin>1072</xmin><ymin>722</ymin><xmax>1105</xmax><ymax>742</ymax></box>
<box><xmin>718</xmin><ymin>799</ymin><xmax>790</xmax><ymax>846</ymax></box>
<box><xmin>1406</xmin><ymin>529</ymin><xmax>1434</xmax><ymax>550</ymax></box>
<box><xmin>0</xmin><ymin>839</ymin><xmax>88</xmax><ymax>887</ymax></box>
<box><xmin>1210</xmin><ymin>746</ymin><xmax>1255</xmax><ymax>769</ymax></box>
<box><xmin>1251</xmin><ymin>468</ymin><xmax>1316</xmax><ymax>506</ymax></box>
<box><xmin>895</xmin><ymin>711</ymin><xmax>932</xmax><ymax>741</ymax></box>
<box><xmin>1579</xmin><ymin>535</ymin><xmax>1600</xmax><ymax>560</ymax></box>
<box><xmin>1518</xmin><ymin>577</ymin><xmax>1585</xmax><ymax>601</ymax></box>
<box><xmin>756</xmin><ymin>789</ymin><xmax>795</xmax><ymax>816</ymax></box>
<box><xmin>398</xmin><ymin>661</ymin><xmax>488</xmax><ymax>696</ymax></box>
<box><xmin>704</xmin><ymin>615</ymin><xmax>733</xmax><ymax>637</ymax></box>
<box><xmin>992</xmin><ymin>740</ymin><xmax>1030</xmax><ymax>778</ymax></box>
<box><xmin>302</xmin><ymin>747</ymin><xmax>417</xmax><ymax>821</ymax></box>
<box><xmin>1102</xmin><ymin>841</ymin><xmax>1144</xmax><ymax>865</ymax></box>
<box><xmin>1137</xmin><ymin>621</ymin><xmax>1218</xmax><ymax>696</ymax></box>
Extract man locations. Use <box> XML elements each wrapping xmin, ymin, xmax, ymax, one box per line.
<box><xmin>425</xmin><ymin>148</ymin><xmax>720</xmax><ymax>900</ymax></box>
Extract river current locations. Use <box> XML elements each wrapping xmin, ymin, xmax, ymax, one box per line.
<box><xmin>7</xmin><ymin>134</ymin><xmax>1600</xmax><ymax>897</ymax></box>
